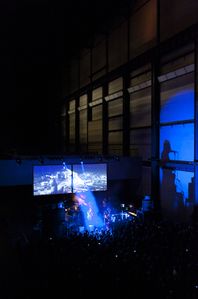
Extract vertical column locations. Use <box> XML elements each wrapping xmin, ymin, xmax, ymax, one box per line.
<box><xmin>194</xmin><ymin>31</ymin><xmax>198</xmax><ymax>209</ymax></box>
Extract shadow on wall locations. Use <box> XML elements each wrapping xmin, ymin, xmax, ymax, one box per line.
<box><xmin>160</xmin><ymin>140</ymin><xmax>194</xmax><ymax>222</ymax></box>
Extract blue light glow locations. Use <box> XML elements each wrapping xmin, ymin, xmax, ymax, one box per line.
<box><xmin>174</xmin><ymin>170</ymin><xmax>194</xmax><ymax>203</ymax></box>
<box><xmin>74</xmin><ymin>163</ymin><xmax>104</xmax><ymax>230</ymax></box>
<box><xmin>160</xmin><ymin>123</ymin><xmax>194</xmax><ymax>161</ymax></box>
<box><xmin>75</xmin><ymin>192</ymin><xmax>104</xmax><ymax>230</ymax></box>
<box><xmin>160</xmin><ymin>168</ymin><xmax>194</xmax><ymax>209</ymax></box>
<box><xmin>160</xmin><ymin>89</ymin><xmax>194</xmax><ymax>123</ymax></box>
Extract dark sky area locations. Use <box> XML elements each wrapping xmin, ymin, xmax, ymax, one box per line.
<box><xmin>0</xmin><ymin>0</ymin><xmax>131</xmax><ymax>155</ymax></box>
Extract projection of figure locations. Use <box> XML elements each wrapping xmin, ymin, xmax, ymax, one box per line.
<box><xmin>160</xmin><ymin>140</ymin><xmax>177</xmax><ymax>215</ymax></box>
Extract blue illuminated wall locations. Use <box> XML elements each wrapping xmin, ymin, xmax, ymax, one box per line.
<box><xmin>159</xmin><ymin>73</ymin><xmax>195</xmax><ymax>219</ymax></box>
<box><xmin>160</xmin><ymin>89</ymin><xmax>194</xmax><ymax>123</ymax></box>
<box><xmin>160</xmin><ymin>123</ymin><xmax>194</xmax><ymax>161</ymax></box>
<box><xmin>160</xmin><ymin>168</ymin><xmax>194</xmax><ymax>203</ymax></box>
<box><xmin>160</xmin><ymin>168</ymin><xmax>194</xmax><ymax>219</ymax></box>
<box><xmin>75</xmin><ymin>192</ymin><xmax>104</xmax><ymax>230</ymax></box>
<box><xmin>160</xmin><ymin>86</ymin><xmax>194</xmax><ymax>162</ymax></box>
<box><xmin>174</xmin><ymin>170</ymin><xmax>194</xmax><ymax>204</ymax></box>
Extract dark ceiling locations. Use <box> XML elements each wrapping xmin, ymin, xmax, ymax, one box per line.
<box><xmin>17</xmin><ymin>0</ymin><xmax>132</xmax><ymax>60</ymax></box>
<box><xmin>1</xmin><ymin>0</ymin><xmax>132</xmax><ymax>155</ymax></box>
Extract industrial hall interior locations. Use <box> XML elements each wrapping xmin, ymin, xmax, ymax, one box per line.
<box><xmin>1</xmin><ymin>1</ymin><xmax>198</xmax><ymax>298</ymax></box>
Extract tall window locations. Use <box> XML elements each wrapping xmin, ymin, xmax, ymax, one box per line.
<box><xmin>159</xmin><ymin>51</ymin><xmax>195</xmax><ymax>219</ymax></box>
<box><xmin>160</xmin><ymin>73</ymin><xmax>194</xmax><ymax>162</ymax></box>
<box><xmin>128</xmin><ymin>66</ymin><xmax>152</xmax><ymax>200</ymax></box>
<box><xmin>105</xmin><ymin>77</ymin><xmax>123</xmax><ymax>155</ymax></box>
<box><xmin>68</xmin><ymin>99</ymin><xmax>76</xmax><ymax>153</ymax></box>
<box><xmin>61</xmin><ymin>105</ymin><xmax>67</xmax><ymax>152</ymax></box>
<box><xmin>88</xmin><ymin>87</ymin><xmax>103</xmax><ymax>154</ymax></box>
<box><xmin>78</xmin><ymin>94</ymin><xmax>88</xmax><ymax>153</ymax></box>
<box><xmin>129</xmin><ymin>67</ymin><xmax>152</xmax><ymax>161</ymax></box>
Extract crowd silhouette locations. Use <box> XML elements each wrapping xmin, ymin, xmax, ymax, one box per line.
<box><xmin>2</xmin><ymin>213</ymin><xmax>198</xmax><ymax>299</ymax></box>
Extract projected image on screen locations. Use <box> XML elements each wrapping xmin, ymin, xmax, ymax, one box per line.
<box><xmin>33</xmin><ymin>164</ymin><xmax>72</xmax><ymax>196</ymax></box>
<box><xmin>73</xmin><ymin>163</ymin><xmax>107</xmax><ymax>193</ymax></box>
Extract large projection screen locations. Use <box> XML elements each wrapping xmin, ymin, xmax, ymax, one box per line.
<box><xmin>33</xmin><ymin>164</ymin><xmax>72</xmax><ymax>196</ymax></box>
<box><xmin>73</xmin><ymin>163</ymin><xmax>107</xmax><ymax>193</ymax></box>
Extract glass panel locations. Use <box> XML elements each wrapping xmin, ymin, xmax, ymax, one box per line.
<box><xmin>130</xmin><ymin>87</ymin><xmax>151</xmax><ymax>127</ymax></box>
<box><xmin>92</xmin><ymin>39</ymin><xmax>106</xmax><ymax>73</ymax></box>
<box><xmin>108</xmin><ymin>77</ymin><xmax>123</xmax><ymax>94</ymax></box>
<box><xmin>108</xmin><ymin>98</ymin><xmax>123</xmax><ymax>117</ymax></box>
<box><xmin>108</xmin><ymin>145</ymin><xmax>123</xmax><ymax>155</ymax></box>
<box><xmin>88</xmin><ymin>144</ymin><xmax>102</xmax><ymax>154</ymax></box>
<box><xmin>161</xmin><ymin>52</ymin><xmax>194</xmax><ymax>74</ymax></box>
<box><xmin>108</xmin><ymin>131</ymin><xmax>123</xmax><ymax>144</ymax></box>
<box><xmin>160</xmin><ymin>123</ymin><xmax>194</xmax><ymax>162</ymax></box>
<box><xmin>69</xmin><ymin>60</ymin><xmax>79</xmax><ymax>94</ymax></box>
<box><xmin>69</xmin><ymin>114</ymin><xmax>75</xmax><ymax>143</ymax></box>
<box><xmin>108</xmin><ymin>21</ymin><xmax>128</xmax><ymax>71</ymax></box>
<box><xmin>79</xmin><ymin>110</ymin><xmax>87</xmax><ymax>144</ymax></box>
<box><xmin>160</xmin><ymin>0</ymin><xmax>198</xmax><ymax>41</ymax></box>
<box><xmin>92</xmin><ymin>87</ymin><xmax>102</xmax><ymax>101</ymax></box>
<box><xmin>130</xmin><ymin>72</ymin><xmax>151</xmax><ymax>87</ymax></box>
<box><xmin>108</xmin><ymin>131</ymin><xmax>123</xmax><ymax>155</ymax></box>
<box><xmin>69</xmin><ymin>100</ymin><xmax>76</xmax><ymax>111</ymax></box>
<box><xmin>79</xmin><ymin>94</ymin><xmax>87</xmax><ymax>106</ymax></box>
<box><xmin>160</xmin><ymin>73</ymin><xmax>194</xmax><ymax>123</ymax></box>
<box><xmin>92</xmin><ymin>105</ymin><xmax>102</xmax><ymax>120</ymax></box>
<box><xmin>130</xmin><ymin>64</ymin><xmax>151</xmax><ymax>78</ymax></box>
<box><xmin>130</xmin><ymin>0</ymin><xmax>156</xmax><ymax>58</ymax></box>
<box><xmin>80</xmin><ymin>51</ymin><xmax>90</xmax><ymax>87</ymax></box>
<box><xmin>108</xmin><ymin>116</ymin><xmax>123</xmax><ymax>131</ymax></box>
<box><xmin>130</xmin><ymin>128</ymin><xmax>151</xmax><ymax>161</ymax></box>
<box><xmin>88</xmin><ymin>120</ymin><xmax>102</xmax><ymax>143</ymax></box>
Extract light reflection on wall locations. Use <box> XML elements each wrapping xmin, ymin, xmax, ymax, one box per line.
<box><xmin>73</xmin><ymin>162</ymin><xmax>104</xmax><ymax>230</ymax></box>
<box><xmin>175</xmin><ymin>170</ymin><xmax>194</xmax><ymax>204</ymax></box>
<box><xmin>75</xmin><ymin>192</ymin><xmax>104</xmax><ymax>230</ymax></box>
<box><xmin>160</xmin><ymin>89</ymin><xmax>194</xmax><ymax>123</ymax></box>
<box><xmin>160</xmin><ymin>168</ymin><xmax>194</xmax><ymax>209</ymax></box>
<box><xmin>160</xmin><ymin>88</ymin><xmax>194</xmax><ymax>161</ymax></box>
<box><xmin>160</xmin><ymin>123</ymin><xmax>194</xmax><ymax>161</ymax></box>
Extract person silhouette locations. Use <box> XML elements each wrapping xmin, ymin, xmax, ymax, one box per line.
<box><xmin>160</xmin><ymin>140</ymin><xmax>177</xmax><ymax>217</ymax></box>
<box><xmin>161</xmin><ymin>139</ymin><xmax>178</xmax><ymax>165</ymax></box>
<box><xmin>161</xmin><ymin>140</ymin><xmax>172</xmax><ymax>164</ymax></box>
